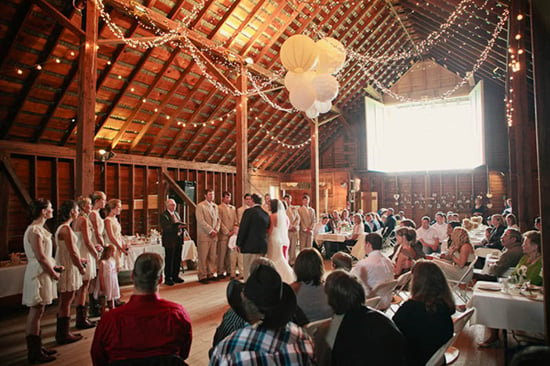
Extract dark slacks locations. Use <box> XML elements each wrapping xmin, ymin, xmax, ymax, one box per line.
<box><xmin>164</xmin><ymin>244</ymin><xmax>183</xmax><ymax>280</ymax></box>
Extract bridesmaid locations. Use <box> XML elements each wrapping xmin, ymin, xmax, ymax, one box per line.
<box><xmin>73</xmin><ymin>196</ymin><xmax>100</xmax><ymax>329</ymax></box>
<box><xmin>103</xmin><ymin>199</ymin><xmax>127</xmax><ymax>306</ymax></box>
<box><xmin>88</xmin><ymin>191</ymin><xmax>106</xmax><ymax>316</ymax></box>
<box><xmin>22</xmin><ymin>199</ymin><xmax>60</xmax><ymax>363</ymax></box>
<box><xmin>54</xmin><ymin>200</ymin><xmax>84</xmax><ymax>345</ymax></box>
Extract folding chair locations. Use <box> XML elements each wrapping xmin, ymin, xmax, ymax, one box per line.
<box><xmin>365</xmin><ymin>296</ymin><xmax>381</xmax><ymax>309</ymax></box>
<box><xmin>370</xmin><ymin>279</ymin><xmax>398</xmax><ymax>311</ymax></box>
<box><xmin>387</xmin><ymin>271</ymin><xmax>412</xmax><ymax>315</ymax></box>
<box><xmin>448</xmin><ymin>258</ymin><xmax>477</xmax><ymax>303</ymax></box>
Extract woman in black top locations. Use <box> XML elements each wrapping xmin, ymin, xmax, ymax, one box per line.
<box><xmin>393</xmin><ymin>260</ymin><xmax>455</xmax><ymax>366</ymax></box>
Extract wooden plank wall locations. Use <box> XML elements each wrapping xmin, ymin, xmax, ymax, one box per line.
<box><xmin>320</xmin><ymin>134</ymin><xmax>357</xmax><ymax>169</ymax></box>
<box><xmin>1</xmin><ymin>152</ymin><xmax>235</xmax><ymax>259</ymax></box>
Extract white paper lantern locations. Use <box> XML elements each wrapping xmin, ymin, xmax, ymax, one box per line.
<box><xmin>284</xmin><ymin>71</ymin><xmax>315</xmax><ymax>92</ymax></box>
<box><xmin>289</xmin><ymin>85</ymin><xmax>316</xmax><ymax>111</ymax></box>
<box><xmin>306</xmin><ymin>104</ymin><xmax>319</xmax><ymax>119</ymax></box>
<box><xmin>316</xmin><ymin>37</ymin><xmax>346</xmax><ymax>74</ymax></box>
<box><xmin>280</xmin><ymin>35</ymin><xmax>319</xmax><ymax>73</ymax></box>
<box><xmin>315</xmin><ymin>100</ymin><xmax>332</xmax><ymax>114</ymax></box>
<box><xmin>311</xmin><ymin>74</ymin><xmax>339</xmax><ymax>102</ymax></box>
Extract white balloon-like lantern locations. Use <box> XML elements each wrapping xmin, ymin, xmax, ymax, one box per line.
<box><xmin>280</xmin><ymin>35</ymin><xmax>346</xmax><ymax>118</ymax></box>
<box><xmin>280</xmin><ymin>35</ymin><xmax>319</xmax><ymax>73</ymax></box>
<box><xmin>315</xmin><ymin>37</ymin><xmax>347</xmax><ymax>74</ymax></box>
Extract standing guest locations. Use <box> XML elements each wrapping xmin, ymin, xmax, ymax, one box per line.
<box><xmin>284</xmin><ymin>194</ymin><xmax>301</xmax><ymax>265</ymax></box>
<box><xmin>266</xmin><ymin>199</ymin><xmax>295</xmax><ymax>284</ymax></box>
<box><xmin>73</xmin><ymin>196</ymin><xmax>100</xmax><ymax>329</ymax></box>
<box><xmin>262</xmin><ymin>193</ymin><xmax>272</xmax><ymax>213</ymax></box>
<box><xmin>298</xmin><ymin>195</ymin><xmax>316</xmax><ymax>250</ymax></box>
<box><xmin>435</xmin><ymin>227</ymin><xmax>475</xmax><ymax>281</ymax></box>
<box><xmin>381</xmin><ymin>208</ymin><xmax>396</xmax><ymax>239</ymax></box>
<box><xmin>393</xmin><ymin>261</ymin><xmax>455</xmax><ymax>366</ymax></box>
<box><xmin>417</xmin><ymin>216</ymin><xmax>440</xmax><ymax>254</ymax></box>
<box><xmin>236</xmin><ymin>193</ymin><xmax>270</xmax><ymax>280</ymax></box>
<box><xmin>23</xmin><ymin>199</ymin><xmax>60</xmax><ymax>363</ymax></box>
<box><xmin>97</xmin><ymin>245</ymin><xmax>120</xmax><ymax>312</ymax></box>
<box><xmin>237</xmin><ymin>193</ymin><xmax>253</xmax><ymax>225</ymax></box>
<box><xmin>210</xmin><ymin>264</ymin><xmax>315</xmax><ymax>365</ymax></box>
<box><xmin>104</xmin><ymin>199</ymin><xmax>128</xmax><ymax>272</ymax></box>
<box><xmin>196</xmin><ymin>188</ymin><xmax>221</xmax><ymax>284</ymax></box>
<box><xmin>91</xmin><ymin>253</ymin><xmax>192</xmax><ymax>365</ymax></box>
<box><xmin>291</xmin><ymin>248</ymin><xmax>333</xmax><ymax>324</ymax></box>
<box><xmin>217</xmin><ymin>192</ymin><xmax>238</xmax><ymax>279</ymax></box>
<box><xmin>160</xmin><ymin>199</ymin><xmax>185</xmax><ymax>286</ymax></box>
<box><xmin>55</xmin><ymin>200</ymin><xmax>84</xmax><ymax>345</ymax></box>
<box><xmin>88</xmin><ymin>191</ymin><xmax>106</xmax><ymax>317</ymax></box>
<box><xmin>325</xmin><ymin>270</ymin><xmax>408</xmax><ymax>366</ymax></box>
<box><xmin>351</xmin><ymin>233</ymin><xmax>394</xmax><ymax>309</ymax></box>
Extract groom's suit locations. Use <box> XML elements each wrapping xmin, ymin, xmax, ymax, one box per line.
<box><xmin>236</xmin><ymin>204</ymin><xmax>270</xmax><ymax>279</ymax></box>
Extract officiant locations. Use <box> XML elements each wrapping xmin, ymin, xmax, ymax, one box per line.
<box><xmin>160</xmin><ymin>199</ymin><xmax>186</xmax><ymax>286</ymax></box>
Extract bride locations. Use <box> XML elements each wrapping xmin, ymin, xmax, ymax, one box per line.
<box><xmin>267</xmin><ymin>199</ymin><xmax>296</xmax><ymax>284</ymax></box>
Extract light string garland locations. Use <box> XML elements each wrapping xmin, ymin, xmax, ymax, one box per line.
<box><xmin>250</xmin><ymin>116</ymin><xmax>312</xmax><ymax>149</ymax></box>
<box><xmin>505</xmin><ymin>12</ymin><xmax>525</xmax><ymax>127</ymax></box>
<box><xmin>175</xmin><ymin>108</ymin><xmax>237</xmax><ymax>128</ymax></box>
<box><xmin>93</xmin><ymin>0</ymin><xmax>509</xmax><ymax>113</ymax></box>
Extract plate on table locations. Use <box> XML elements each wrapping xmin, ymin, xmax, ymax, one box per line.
<box><xmin>520</xmin><ymin>289</ymin><xmax>544</xmax><ymax>302</ymax></box>
<box><xmin>477</xmin><ymin>283</ymin><xmax>501</xmax><ymax>292</ymax></box>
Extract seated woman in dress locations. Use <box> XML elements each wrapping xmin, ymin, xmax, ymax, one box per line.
<box><xmin>485</xmin><ymin>214</ymin><xmax>506</xmax><ymax>250</ymax></box>
<box><xmin>434</xmin><ymin>227</ymin><xmax>475</xmax><ymax>281</ymax></box>
<box><xmin>393</xmin><ymin>260</ymin><xmax>455</xmax><ymax>366</ymax></box>
<box><xmin>393</xmin><ymin>227</ymin><xmax>425</xmax><ymax>276</ymax></box>
<box><xmin>290</xmin><ymin>248</ymin><xmax>333</xmax><ymax>325</ymax></box>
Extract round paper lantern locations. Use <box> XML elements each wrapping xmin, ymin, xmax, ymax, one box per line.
<box><xmin>306</xmin><ymin>104</ymin><xmax>319</xmax><ymax>119</ymax></box>
<box><xmin>311</xmin><ymin>74</ymin><xmax>339</xmax><ymax>102</ymax></box>
<box><xmin>280</xmin><ymin>35</ymin><xmax>319</xmax><ymax>73</ymax></box>
<box><xmin>284</xmin><ymin>71</ymin><xmax>315</xmax><ymax>92</ymax></box>
<box><xmin>289</xmin><ymin>85</ymin><xmax>316</xmax><ymax>111</ymax></box>
<box><xmin>316</xmin><ymin>37</ymin><xmax>346</xmax><ymax>74</ymax></box>
<box><xmin>315</xmin><ymin>100</ymin><xmax>332</xmax><ymax>114</ymax></box>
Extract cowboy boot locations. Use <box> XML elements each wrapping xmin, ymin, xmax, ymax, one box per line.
<box><xmin>26</xmin><ymin>335</ymin><xmax>56</xmax><ymax>364</ymax></box>
<box><xmin>76</xmin><ymin>305</ymin><xmax>96</xmax><ymax>329</ymax></box>
<box><xmin>39</xmin><ymin>331</ymin><xmax>57</xmax><ymax>356</ymax></box>
<box><xmin>88</xmin><ymin>293</ymin><xmax>101</xmax><ymax>317</ymax></box>
<box><xmin>55</xmin><ymin>316</ymin><xmax>83</xmax><ymax>345</ymax></box>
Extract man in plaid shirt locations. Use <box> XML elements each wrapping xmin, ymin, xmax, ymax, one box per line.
<box><xmin>210</xmin><ymin>264</ymin><xmax>315</xmax><ymax>365</ymax></box>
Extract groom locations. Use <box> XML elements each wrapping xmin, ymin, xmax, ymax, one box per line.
<box><xmin>237</xmin><ymin>193</ymin><xmax>270</xmax><ymax>280</ymax></box>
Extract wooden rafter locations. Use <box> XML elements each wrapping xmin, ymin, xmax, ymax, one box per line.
<box><xmin>0</xmin><ymin>0</ymin><xmax>32</xmax><ymax>70</ymax></box>
<box><xmin>33</xmin><ymin>0</ymin><xmax>85</xmax><ymax>38</ymax></box>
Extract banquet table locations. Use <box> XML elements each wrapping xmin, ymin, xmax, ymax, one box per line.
<box><xmin>181</xmin><ymin>239</ymin><xmax>197</xmax><ymax>262</ymax></box>
<box><xmin>0</xmin><ymin>264</ymin><xmax>26</xmax><ymax>298</ymax></box>
<box><xmin>468</xmin><ymin>281</ymin><xmax>544</xmax><ymax>334</ymax></box>
<box><xmin>316</xmin><ymin>232</ymin><xmax>348</xmax><ymax>242</ymax></box>
<box><xmin>123</xmin><ymin>243</ymin><xmax>165</xmax><ymax>271</ymax></box>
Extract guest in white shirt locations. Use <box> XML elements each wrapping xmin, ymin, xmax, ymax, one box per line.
<box><xmin>351</xmin><ymin>232</ymin><xmax>394</xmax><ymax>309</ymax></box>
<box><xmin>417</xmin><ymin>216</ymin><xmax>440</xmax><ymax>254</ymax></box>
<box><xmin>432</xmin><ymin>212</ymin><xmax>448</xmax><ymax>243</ymax></box>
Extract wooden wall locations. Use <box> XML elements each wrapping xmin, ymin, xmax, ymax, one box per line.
<box><xmin>0</xmin><ymin>141</ymin><xmax>235</xmax><ymax>259</ymax></box>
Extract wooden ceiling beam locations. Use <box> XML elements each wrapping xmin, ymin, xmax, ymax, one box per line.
<box><xmin>239</xmin><ymin>1</ymin><xmax>286</xmax><ymax>58</ymax></box>
<box><xmin>107</xmin><ymin>48</ymin><xmax>181</xmax><ymax>149</ymax></box>
<box><xmin>0</xmin><ymin>5</ymin><xmax>75</xmax><ymax>139</ymax></box>
<box><xmin>0</xmin><ymin>0</ymin><xmax>32</xmax><ymax>70</ymax></box>
<box><xmin>33</xmin><ymin>0</ymin><xmax>85</xmax><ymax>38</ymax></box>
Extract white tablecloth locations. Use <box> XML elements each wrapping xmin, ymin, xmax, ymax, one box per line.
<box><xmin>123</xmin><ymin>245</ymin><xmax>165</xmax><ymax>271</ymax></box>
<box><xmin>0</xmin><ymin>264</ymin><xmax>26</xmax><ymax>298</ymax></box>
<box><xmin>181</xmin><ymin>240</ymin><xmax>197</xmax><ymax>262</ymax></box>
<box><xmin>468</xmin><ymin>281</ymin><xmax>544</xmax><ymax>333</ymax></box>
<box><xmin>316</xmin><ymin>233</ymin><xmax>348</xmax><ymax>242</ymax></box>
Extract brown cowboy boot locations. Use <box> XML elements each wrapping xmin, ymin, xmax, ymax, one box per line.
<box><xmin>55</xmin><ymin>316</ymin><xmax>83</xmax><ymax>345</ymax></box>
<box><xmin>39</xmin><ymin>331</ymin><xmax>57</xmax><ymax>356</ymax></box>
<box><xmin>75</xmin><ymin>305</ymin><xmax>96</xmax><ymax>329</ymax></box>
<box><xmin>26</xmin><ymin>335</ymin><xmax>56</xmax><ymax>364</ymax></box>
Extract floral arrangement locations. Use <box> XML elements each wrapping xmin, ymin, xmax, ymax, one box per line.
<box><xmin>514</xmin><ymin>265</ymin><xmax>528</xmax><ymax>283</ymax></box>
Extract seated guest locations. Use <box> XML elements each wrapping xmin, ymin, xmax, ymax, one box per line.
<box><xmin>471</xmin><ymin>196</ymin><xmax>488</xmax><ymax>219</ymax></box>
<box><xmin>393</xmin><ymin>261</ymin><xmax>455</xmax><ymax>366</ymax></box>
<box><xmin>534</xmin><ymin>216</ymin><xmax>541</xmax><ymax>231</ymax></box>
<box><xmin>431</xmin><ymin>212</ymin><xmax>448</xmax><ymax>244</ymax></box>
<box><xmin>445</xmin><ymin>221</ymin><xmax>462</xmax><ymax>250</ymax></box>
<box><xmin>399</xmin><ymin>218</ymin><xmax>416</xmax><ymax>228</ymax></box>
<box><xmin>351</xmin><ymin>233</ymin><xmax>394</xmax><ymax>309</ymax></box>
<box><xmin>475</xmin><ymin>228</ymin><xmax>524</xmax><ymax>281</ymax></box>
<box><xmin>338</xmin><ymin>213</ymin><xmax>364</xmax><ymax>253</ymax></box>
<box><xmin>328</xmin><ymin>210</ymin><xmax>341</xmax><ymax>233</ymax></box>
<box><xmin>91</xmin><ymin>253</ymin><xmax>192</xmax><ymax>365</ymax></box>
<box><xmin>485</xmin><ymin>214</ymin><xmax>506</xmax><ymax>250</ymax></box>
<box><xmin>313</xmin><ymin>215</ymin><xmax>330</xmax><ymax>254</ymax></box>
<box><xmin>325</xmin><ymin>270</ymin><xmax>408</xmax><ymax>366</ymax></box>
<box><xmin>291</xmin><ymin>248</ymin><xmax>333</xmax><ymax>324</ymax></box>
<box><xmin>510</xmin><ymin>230</ymin><xmax>543</xmax><ymax>286</ymax></box>
<box><xmin>417</xmin><ymin>216</ymin><xmax>440</xmax><ymax>254</ymax></box>
<box><xmin>506</xmin><ymin>213</ymin><xmax>519</xmax><ymax>230</ymax></box>
<box><xmin>393</xmin><ymin>228</ymin><xmax>425</xmax><ymax>276</ymax></box>
<box><xmin>331</xmin><ymin>251</ymin><xmax>352</xmax><ymax>271</ymax></box>
<box><xmin>340</xmin><ymin>209</ymin><xmax>352</xmax><ymax>227</ymax></box>
<box><xmin>381</xmin><ymin>208</ymin><xmax>397</xmax><ymax>239</ymax></box>
<box><xmin>479</xmin><ymin>231</ymin><xmax>543</xmax><ymax>348</ymax></box>
<box><xmin>434</xmin><ymin>227</ymin><xmax>475</xmax><ymax>281</ymax></box>
<box><xmin>510</xmin><ymin>345</ymin><xmax>550</xmax><ymax>366</ymax></box>
<box><xmin>479</xmin><ymin>226</ymin><xmax>493</xmax><ymax>247</ymax></box>
<box><xmin>210</xmin><ymin>264</ymin><xmax>315</xmax><ymax>365</ymax></box>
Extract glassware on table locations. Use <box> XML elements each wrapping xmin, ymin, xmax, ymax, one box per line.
<box><xmin>498</xmin><ymin>277</ymin><xmax>509</xmax><ymax>293</ymax></box>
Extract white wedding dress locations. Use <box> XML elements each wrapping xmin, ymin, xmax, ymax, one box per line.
<box><xmin>267</xmin><ymin>200</ymin><xmax>296</xmax><ymax>284</ymax></box>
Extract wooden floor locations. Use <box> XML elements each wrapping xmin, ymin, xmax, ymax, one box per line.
<box><xmin>0</xmin><ymin>263</ymin><xmax>524</xmax><ymax>366</ymax></box>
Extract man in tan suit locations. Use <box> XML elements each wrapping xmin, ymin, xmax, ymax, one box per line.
<box><xmin>196</xmin><ymin>188</ymin><xmax>220</xmax><ymax>283</ymax></box>
<box><xmin>284</xmin><ymin>194</ymin><xmax>300</xmax><ymax>265</ymax></box>
<box><xmin>298</xmin><ymin>194</ymin><xmax>316</xmax><ymax>251</ymax></box>
<box><xmin>237</xmin><ymin>193</ymin><xmax>253</xmax><ymax>225</ymax></box>
<box><xmin>217</xmin><ymin>191</ymin><xmax>237</xmax><ymax>279</ymax></box>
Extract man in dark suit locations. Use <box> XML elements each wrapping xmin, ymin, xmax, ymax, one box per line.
<box><xmin>160</xmin><ymin>199</ymin><xmax>185</xmax><ymax>286</ymax></box>
<box><xmin>382</xmin><ymin>208</ymin><xmax>397</xmax><ymax>239</ymax></box>
<box><xmin>236</xmin><ymin>193</ymin><xmax>270</xmax><ymax>280</ymax></box>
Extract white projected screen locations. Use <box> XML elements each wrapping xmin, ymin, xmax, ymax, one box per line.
<box><xmin>366</xmin><ymin>83</ymin><xmax>484</xmax><ymax>173</ymax></box>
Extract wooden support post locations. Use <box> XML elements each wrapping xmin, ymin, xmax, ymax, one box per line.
<box><xmin>531</xmin><ymin>0</ymin><xmax>550</xmax><ymax>344</ymax></box>
<box><xmin>310</xmin><ymin>119</ymin><xmax>319</xmax><ymax>216</ymax></box>
<box><xmin>76</xmin><ymin>0</ymin><xmax>98</xmax><ymax>197</ymax></box>
<box><xmin>0</xmin><ymin>169</ymin><xmax>9</xmax><ymax>259</ymax></box>
<box><xmin>235</xmin><ymin>64</ymin><xmax>248</xmax><ymax>207</ymax></box>
<box><xmin>507</xmin><ymin>0</ymin><xmax>538</xmax><ymax>231</ymax></box>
